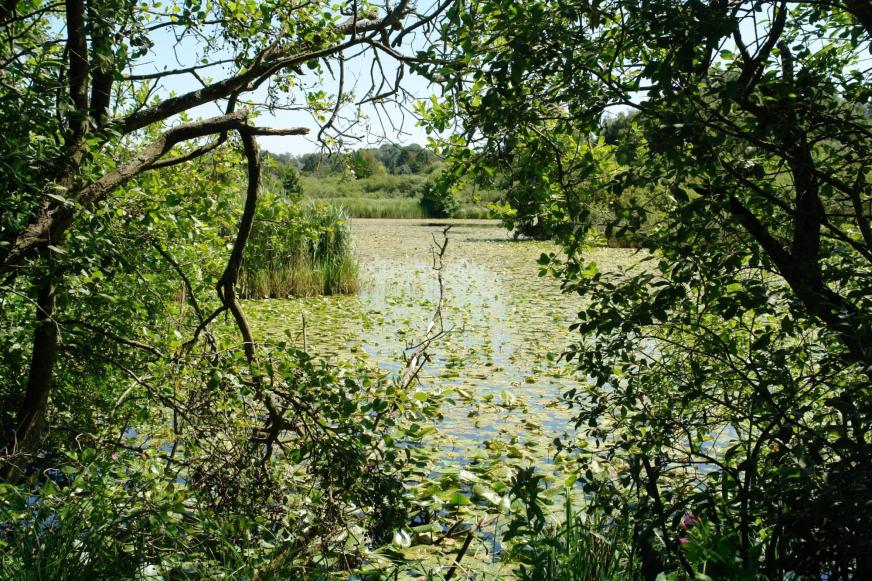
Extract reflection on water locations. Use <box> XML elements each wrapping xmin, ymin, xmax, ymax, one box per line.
<box><xmin>246</xmin><ymin>219</ymin><xmax>639</xmax><ymax>465</ymax></box>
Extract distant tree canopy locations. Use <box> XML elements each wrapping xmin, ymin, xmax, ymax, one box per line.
<box><xmin>267</xmin><ymin>143</ymin><xmax>442</xmax><ymax>178</ymax></box>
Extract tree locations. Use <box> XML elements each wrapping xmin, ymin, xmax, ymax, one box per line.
<box><xmin>427</xmin><ymin>0</ymin><xmax>872</xmax><ymax>576</ymax></box>
<box><xmin>0</xmin><ymin>0</ymin><xmax>450</xmax><ymax>473</ymax></box>
<box><xmin>281</xmin><ymin>164</ymin><xmax>304</xmax><ymax>201</ymax></box>
<box><xmin>0</xmin><ymin>1</ymin><xmax>463</xmax><ymax>573</ymax></box>
<box><xmin>350</xmin><ymin>148</ymin><xmax>386</xmax><ymax>178</ymax></box>
<box><xmin>419</xmin><ymin>172</ymin><xmax>459</xmax><ymax>218</ymax></box>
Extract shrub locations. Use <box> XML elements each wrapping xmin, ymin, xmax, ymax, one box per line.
<box><xmin>0</xmin><ymin>349</ymin><xmax>441</xmax><ymax>578</ymax></box>
<box><xmin>420</xmin><ymin>176</ymin><xmax>460</xmax><ymax>218</ymax></box>
<box><xmin>281</xmin><ymin>165</ymin><xmax>304</xmax><ymax>202</ymax></box>
<box><xmin>359</xmin><ymin>173</ymin><xmax>426</xmax><ymax>198</ymax></box>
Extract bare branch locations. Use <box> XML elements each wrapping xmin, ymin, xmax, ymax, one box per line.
<box><xmin>124</xmin><ymin>58</ymin><xmax>236</xmax><ymax>81</ymax></box>
<box><xmin>400</xmin><ymin>226</ymin><xmax>451</xmax><ymax>389</ymax></box>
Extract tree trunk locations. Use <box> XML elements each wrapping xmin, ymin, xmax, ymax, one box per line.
<box><xmin>3</xmin><ymin>277</ymin><xmax>58</xmax><ymax>480</ymax></box>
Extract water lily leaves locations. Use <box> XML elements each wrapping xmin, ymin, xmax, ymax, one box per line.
<box><xmin>472</xmin><ymin>483</ymin><xmax>505</xmax><ymax>508</ymax></box>
<box><xmin>458</xmin><ymin>469</ymin><xmax>480</xmax><ymax>483</ymax></box>
<box><xmin>446</xmin><ymin>491</ymin><xmax>472</xmax><ymax>506</ymax></box>
<box><xmin>240</xmin><ymin>221</ymin><xmax>638</xmax><ymax>574</ymax></box>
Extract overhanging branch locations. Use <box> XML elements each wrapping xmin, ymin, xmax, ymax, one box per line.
<box><xmin>1</xmin><ymin>111</ymin><xmax>309</xmax><ymax>272</ymax></box>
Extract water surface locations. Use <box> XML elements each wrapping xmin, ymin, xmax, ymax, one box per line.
<box><xmin>247</xmin><ymin>219</ymin><xmax>638</xmax><ymax>466</ymax></box>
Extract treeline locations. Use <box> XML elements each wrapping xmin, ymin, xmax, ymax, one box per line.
<box><xmin>268</xmin><ymin>143</ymin><xmax>442</xmax><ymax>178</ymax></box>
<box><xmin>262</xmin><ymin>144</ymin><xmax>496</xmax><ymax>219</ymax></box>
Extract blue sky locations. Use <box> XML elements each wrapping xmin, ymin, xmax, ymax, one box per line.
<box><xmin>134</xmin><ymin>8</ymin><xmax>442</xmax><ymax>155</ymax></box>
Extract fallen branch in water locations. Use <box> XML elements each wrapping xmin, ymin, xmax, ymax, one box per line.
<box><xmin>399</xmin><ymin>225</ymin><xmax>452</xmax><ymax>390</ymax></box>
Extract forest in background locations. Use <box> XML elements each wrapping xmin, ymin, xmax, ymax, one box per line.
<box><xmin>262</xmin><ymin>144</ymin><xmax>498</xmax><ymax>219</ymax></box>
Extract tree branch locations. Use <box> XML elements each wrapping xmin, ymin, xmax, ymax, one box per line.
<box><xmin>216</xmin><ymin>128</ymin><xmax>261</xmax><ymax>363</ymax></box>
<box><xmin>1</xmin><ymin>111</ymin><xmax>309</xmax><ymax>272</ymax></box>
<box><xmin>63</xmin><ymin>0</ymin><xmax>89</xmax><ymax>168</ymax></box>
<box><xmin>87</xmin><ymin>0</ymin><xmax>113</xmax><ymax>127</ymax></box>
<box><xmin>113</xmin><ymin>0</ymin><xmax>413</xmax><ymax>137</ymax></box>
<box><xmin>845</xmin><ymin>0</ymin><xmax>872</xmax><ymax>37</ymax></box>
<box><xmin>124</xmin><ymin>59</ymin><xmax>236</xmax><ymax>81</ymax></box>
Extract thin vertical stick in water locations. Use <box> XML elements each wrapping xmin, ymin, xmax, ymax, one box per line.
<box><xmin>399</xmin><ymin>225</ymin><xmax>451</xmax><ymax>389</ymax></box>
<box><xmin>444</xmin><ymin>529</ymin><xmax>474</xmax><ymax>581</ymax></box>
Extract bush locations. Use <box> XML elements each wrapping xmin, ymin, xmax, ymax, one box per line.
<box><xmin>281</xmin><ymin>165</ymin><xmax>304</xmax><ymax>202</ymax></box>
<box><xmin>359</xmin><ymin>173</ymin><xmax>426</xmax><ymax>198</ymax></box>
<box><xmin>0</xmin><ymin>349</ymin><xmax>441</xmax><ymax>578</ymax></box>
<box><xmin>420</xmin><ymin>176</ymin><xmax>460</xmax><ymax>218</ymax></box>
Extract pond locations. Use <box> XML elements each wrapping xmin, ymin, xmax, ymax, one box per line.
<box><xmin>245</xmin><ymin>219</ymin><xmax>638</xmax><ymax>578</ymax></box>
<box><xmin>245</xmin><ymin>219</ymin><xmax>640</xmax><ymax>571</ymax></box>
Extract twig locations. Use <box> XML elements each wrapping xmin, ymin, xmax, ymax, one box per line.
<box><xmin>444</xmin><ymin>529</ymin><xmax>474</xmax><ymax>581</ymax></box>
<box><xmin>399</xmin><ymin>226</ymin><xmax>451</xmax><ymax>389</ymax></box>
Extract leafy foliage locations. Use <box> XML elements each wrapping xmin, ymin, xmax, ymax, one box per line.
<box><xmin>420</xmin><ymin>174</ymin><xmax>460</xmax><ymax>218</ymax></box>
<box><xmin>280</xmin><ymin>165</ymin><xmax>304</xmax><ymax>201</ymax></box>
<box><xmin>504</xmin><ymin>472</ymin><xmax>638</xmax><ymax>581</ymax></box>
<box><xmin>0</xmin><ymin>347</ymin><xmax>444</xmax><ymax>577</ymax></box>
<box><xmin>426</xmin><ymin>0</ymin><xmax>872</xmax><ymax>577</ymax></box>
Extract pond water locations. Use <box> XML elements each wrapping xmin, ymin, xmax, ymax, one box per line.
<box><xmin>247</xmin><ymin>219</ymin><xmax>638</xmax><ymax>471</ymax></box>
<box><xmin>245</xmin><ymin>219</ymin><xmax>641</xmax><ymax>573</ymax></box>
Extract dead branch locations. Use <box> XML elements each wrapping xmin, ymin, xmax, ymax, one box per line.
<box><xmin>399</xmin><ymin>225</ymin><xmax>451</xmax><ymax>389</ymax></box>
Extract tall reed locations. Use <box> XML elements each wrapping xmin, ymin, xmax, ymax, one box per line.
<box><xmin>512</xmin><ymin>491</ymin><xmax>638</xmax><ymax>580</ymax></box>
<box><xmin>240</xmin><ymin>196</ymin><xmax>359</xmax><ymax>299</ymax></box>
<box><xmin>316</xmin><ymin>198</ymin><xmax>493</xmax><ymax>219</ymax></box>
<box><xmin>316</xmin><ymin>197</ymin><xmax>424</xmax><ymax>219</ymax></box>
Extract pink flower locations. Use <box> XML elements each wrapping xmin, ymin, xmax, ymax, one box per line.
<box><xmin>111</xmin><ymin>452</ymin><xmax>118</xmax><ymax>460</ymax></box>
<box><xmin>678</xmin><ymin>537</ymin><xmax>688</xmax><ymax>545</ymax></box>
<box><xmin>680</xmin><ymin>512</ymin><xmax>700</xmax><ymax>529</ymax></box>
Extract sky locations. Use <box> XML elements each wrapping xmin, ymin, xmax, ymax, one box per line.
<box><xmin>135</xmin><ymin>4</ymin><xmax>443</xmax><ymax>155</ymax></box>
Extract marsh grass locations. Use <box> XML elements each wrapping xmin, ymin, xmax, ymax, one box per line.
<box><xmin>317</xmin><ymin>197</ymin><xmax>425</xmax><ymax>218</ymax></box>
<box><xmin>513</xmin><ymin>492</ymin><xmax>638</xmax><ymax>580</ymax></box>
<box><xmin>316</xmin><ymin>197</ymin><xmax>492</xmax><ymax>219</ymax></box>
<box><xmin>240</xmin><ymin>199</ymin><xmax>359</xmax><ymax>299</ymax></box>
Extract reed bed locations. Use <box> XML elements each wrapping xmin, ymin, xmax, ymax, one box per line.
<box><xmin>316</xmin><ymin>197</ymin><xmax>425</xmax><ymax>219</ymax></box>
<box><xmin>511</xmin><ymin>492</ymin><xmax>638</xmax><ymax>580</ymax></box>
<box><xmin>240</xmin><ymin>198</ymin><xmax>359</xmax><ymax>299</ymax></box>
<box><xmin>316</xmin><ymin>197</ymin><xmax>492</xmax><ymax>219</ymax></box>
